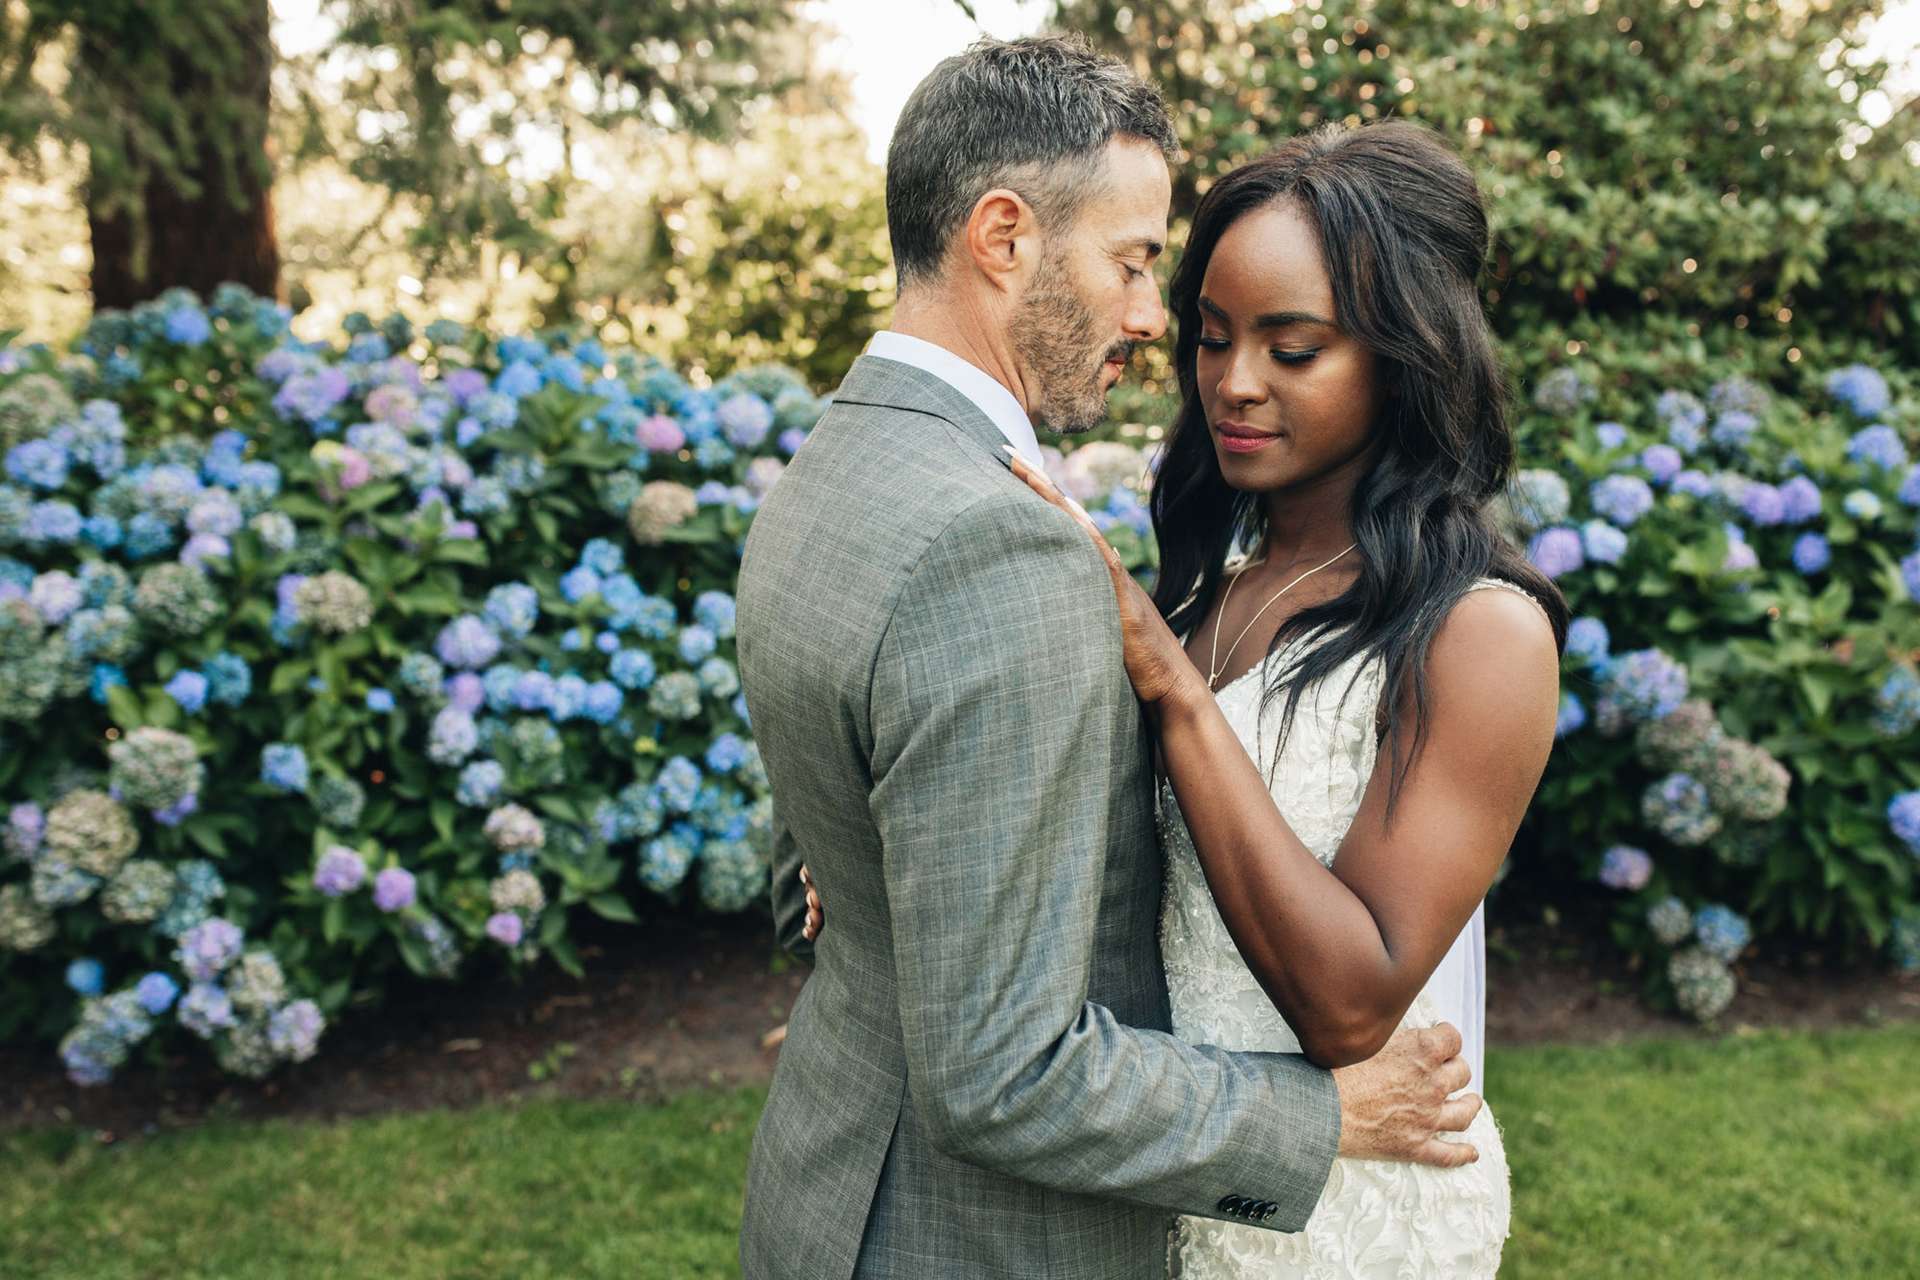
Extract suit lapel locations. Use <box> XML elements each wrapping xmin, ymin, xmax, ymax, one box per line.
<box><xmin>832</xmin><ymin>354</ymin><xmax>1021</xmax><ymax>465</ymax></box>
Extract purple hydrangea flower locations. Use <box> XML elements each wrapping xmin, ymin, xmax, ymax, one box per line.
<box><xmin>1792</xmin><ymin>533</ymin><xmax>1831</xmax><ymax>575</ymax></box>
<box><xmin>1739</xmin><ymin>482</ymin><xmax>1785</xmax><ymax>526</ymax></box>
<box><xmin>314</xmin><ymin>845</ymin><xmax>368</xmax><ymax>897</ymax></box>
<box><xmin>1671</xmin><ymin>469</ymin><xmax>1713</xmax><ymax>498</ymax></box>
<box><xmin>1527</xmin><ymin>526</ymin><xmax>1584</xmax><ymax>578</ymax></box>
<box><xmin>134</xmin><ymin>971</ymin><xmax>179</xmax><ymax>1015</ymax></box>
<box><xmin>1899</xmin><ymin>550</ymin><xmax>1920</xmax><ymax>601</ymax></box>
<box><xmin>1847</xmin><ymin>425</ymin><xmax>1908</xmax><ymax>471</ymax></box>
<box><xmin>372</xmin><ymin>866</ymin><xmax>417</xmax><ymax>913</ymax></box>
<box><xmin>435</xmin><ymin>614</ymin><xmax>503</xmax><ymax>670</ymax></box>
<box><xmin>1598</xmin><ymin>845</ymin><xmax>1653</xmax><ymax>891</ymax></box>
<box><xmin>1778</xmin><ymin>475</ymin><xmax>1822</xmax><ymax>523</ymax></box>
<box><xmin>485</xmin><ymin>911</ymin><xmax>524</xmax><ymax>946</ymax></box>
<box><xmin>176</xmin><ymin>917</ymin><xmax>245</xmax><ymax>982</ymax></box>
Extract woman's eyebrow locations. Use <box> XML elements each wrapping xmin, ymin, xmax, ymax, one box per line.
<box><xmin>1196</xmin><ymin>295</ymin><xmax>1331</xmax><ymax>329</ymax></box>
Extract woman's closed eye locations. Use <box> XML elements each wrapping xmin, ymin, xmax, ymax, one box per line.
<box><xmin>1196</xmin><ymin>335</ymin><xmax>1320</xmax><ymax>364</ymax></box>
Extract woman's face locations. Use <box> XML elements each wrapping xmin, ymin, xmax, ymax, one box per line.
<box><xmin>1194</xmin><ymin>201</ymin><xmax>1387</xmax><ymax>495</ymax></box>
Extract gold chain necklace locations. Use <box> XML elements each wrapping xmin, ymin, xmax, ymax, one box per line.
<box><xmin>1206</xmin><ymin>543</ymin><xmax>1358</xmax><ymax>691</ymax></box>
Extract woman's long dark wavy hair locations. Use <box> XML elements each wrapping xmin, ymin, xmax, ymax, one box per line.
<box><xmin>1150</xmin><ymin>120</ymin><xmax>1569</xmax><ymax>814</ymax></box>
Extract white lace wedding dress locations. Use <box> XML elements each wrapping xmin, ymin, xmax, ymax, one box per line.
<box><xmin>1159</xmin><ymin>577</ymin><xmax>1533</xmax><ymax>1278</ymax></box>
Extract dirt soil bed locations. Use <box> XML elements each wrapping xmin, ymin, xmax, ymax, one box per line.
<box><xmin>5</xmin><ymin>912</ymin><xmax>1915</xmax><ymax>1138</ymax></box>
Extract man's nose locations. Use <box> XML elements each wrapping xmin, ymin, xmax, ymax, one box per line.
<box><xmin>1126</xmin><ymin>286</ymin><xmax>1167</xmax><ymax>344</ymax></box>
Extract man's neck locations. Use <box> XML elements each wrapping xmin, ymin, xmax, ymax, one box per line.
<box><xmin>890</xmin><ymin>291</ymin><xmax>1035</xmax><ymax>417</ymax></box>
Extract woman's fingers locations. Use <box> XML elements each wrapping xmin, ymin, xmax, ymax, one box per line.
<box><xmin>1005</xmin><ymin>449</ymin><xmax>1119</xmax><ymax>553</ymax></box>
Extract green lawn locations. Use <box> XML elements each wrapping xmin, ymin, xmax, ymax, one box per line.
<box><xmin>4</xmin><ymin>1025</ymin><xmax>1916</xmax><ymax>1279</ymax></box>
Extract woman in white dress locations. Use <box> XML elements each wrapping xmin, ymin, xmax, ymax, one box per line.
<box><xmin>1005</xmin><ymin>120</ymin><xmax>1566</xmax><ymax>1277</ymax></box>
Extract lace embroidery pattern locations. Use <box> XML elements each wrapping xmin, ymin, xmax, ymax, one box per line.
<box><xmin>1158</xmin><ymin>580</ymin><xmax>1519</xmax><ymax>1278</ymax></box>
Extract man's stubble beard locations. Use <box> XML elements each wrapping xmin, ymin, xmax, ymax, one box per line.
<box><xmin>1009</xmin><ymin>241</ymin><xmax>1114</xmax><ymax>436</ymax></box>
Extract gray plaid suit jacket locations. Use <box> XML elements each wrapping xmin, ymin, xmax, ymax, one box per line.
<box><xmin>735</xmin><ymin>354</ymin><xmax>1340</xmax><ymax>1279</ymax></box>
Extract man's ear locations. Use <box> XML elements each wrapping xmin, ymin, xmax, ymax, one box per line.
<box><xmin>961</xmin><ymin>188</ymin><xmax>1038</xmax><ymax>293</ymax></box>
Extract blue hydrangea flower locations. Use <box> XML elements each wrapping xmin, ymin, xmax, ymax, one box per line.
<box><xmin>134</xmin><ymin>971</ymin><xmax>179</xmax><ymax>1015</ymax></box>
<box><xmin>457</xmin><ymin>760</ymin><xmax>507</xmax><ymax>808</ymax></box>
<box><xmin>1580</xmin><ymin>520</ymin><xmax>1627</xmax><ymax>565</ymax></box>
<box><xmin>1527</xmin><ymin>526</ymin><xmax>1584</xmax><ymax>579</ymax></box>
<box><xmin>7</xmin><ymin>439</ymin><xmax>70</xmax><ymax>490</ymax></box>
<box><xmin>1590</xmin><ymin>475</ymin><xmax>1655</xmax><ymax>527</ymax></box>
<box><xmin>66</xmin><ymin>957</ymin><xmax>106</xmax><ymax>996</ymax></box>
<box><xmin>165</xmin><ymin>669</ymin><xmax>209</xmax><ymax>713</ymax></box>
<box><xmin>1847</xmin><ymin>425</ymin><xmax>1908</xmax><ymax>471</ymax></box>
<box><xmin>1693</xmin><ymin>905</ymin><xmax>1751</xmax><ymax>962</ymax></box>
<box><xmin>639</xmin><ymin>823</ymin><xmax>701</xmax><ymax>894</ymax></box>
<box><xmin>1594</xmin><ymin>421</ymin><xmax>1628</xmax><ymax>449</ymax></box>
<box><xmin>1904</xmin><ymin>550</ymin><xmax>1920</xmax><ymax>602</ymax></box>
<box><xmin>366</xmin><ymin>687</ymin><xmax>395</xmax><ymax>713</ymax></box>
<box><xmin>560</xmin><ymin>565</ymin><xmax>601</xmax><ymax>603</ymax></box>
<box><xmin>1709</xmin><ymin>411</ymin><xmax>1757</xmax><ymax>453</ymax></box>
<box><xmin>717</xmin><ymin>393</ymin><xmax>774</xmax><ymax>448</ymax></box>
<box><xmin>1555</xmin><ymin>692</ymin><xmax>1587</xmax><ymax>737</ymax></box>
<box><xmin>654</xmin><ymin>757</ymin><xmax>704</xmax><ymax>814</ymax></box>
<box><xmin>1825</xmin><ymin>364</ymin><xmax>1891</xmax><ymax>419</ymax></box>
<box><xmin>1671</xmin><ymin>469</ymin><xmax>1712</xmax><ymax>499</ymax></box>
<box><xmin>610</xmin><ymin>648</ymin><xmax>657</xmax><ymax>691</ymax></box>
<box><xmin>1791</xmin><ymin>533</ymin><xmax>1831</xmax><ymax>575</ymax></box>
<box><xmin>1641</xmin><ymin>444</ymin><xmax>1683</xmax><ymax>485</ymax></box>
<box><xmin>1654</xmin><ymin>390</ymin><xmax>1707</xmax><ymax>453</ymax></box>
<box><xmin>1605</xmin><ymin>648</ymin><xmax>1689</xmax><ymax>722</ymax></box>
<box><xmin>693</xmin><ymin>591</ymin><xmax>737</xmax><ymax>639</ymax></box>
<box><xmin>677</xmin><ymin>625</ymin><xmax>718</xmax><ymax>664</ymax></box>
<box><xmin>1565</xmin><ymin>617</ymin><xmax>1610</xmax><ymax>668</ymax></box>
<box><xmin>261</xmin><ymin>743</ymin><xmax>309</xmax><ymax>793</ymax></box>
<box><xmin>706</xmin><ymin>732</ymin><xmax>751</xmax><ymax>773</ymax></box>
<box><xmin>163</xmin><ymin>305</ymin><xmax>212</xmax><ymax>346</ymax></box>
<box><xmin>1873</xmin><ymin>667</ymin><xmax>1920</xmax><ymax>738</ymax></box>
<box><xmin>1642</xmin><ymin>772</ymin><xmax>1721</xmax><ymax>846</ymax></box>
<box><xmin>1510</xmin><ymin>470</ymin><xmax>1571</xmax><ymax>530</ymax></box>
<box><xmin>1890</xmin><ymin>791</ymin><xmax>1920</xmax><ymax>856</ymax></box>
<box><xmin>627</xmin><ymin>596</ymin><xmax>678</xmax><ymax>642</ymax></box>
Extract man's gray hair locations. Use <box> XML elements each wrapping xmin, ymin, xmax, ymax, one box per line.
<box><xmin>886</xmin><ymin>34</ymin><xmax>1177</xmax><ymax>288</ymax></box>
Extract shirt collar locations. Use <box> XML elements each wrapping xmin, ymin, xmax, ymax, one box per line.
<box><xmin>864</xmin><ymin>330</ymin><xmax>1046</xmax><ymax>469</ymax></box>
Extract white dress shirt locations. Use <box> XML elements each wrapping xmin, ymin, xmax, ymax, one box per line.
<box><xmin>864</xmin><ymin>330</ymin><xmax>1046</xmax><ymax>469</ymax></box>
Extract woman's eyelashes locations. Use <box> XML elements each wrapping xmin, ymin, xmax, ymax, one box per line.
<box><xmin>1196</xmin><ymin>335</ymin><xmax>1321</xmax><ymax>364</ymax></box>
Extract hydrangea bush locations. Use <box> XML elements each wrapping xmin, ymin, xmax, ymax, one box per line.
<box><xmin>1511</xmin><ymin>360</ymin><xmax>1920</xmax><ymax>1017</ymax></box>
<box><xmin>0</xmin><ymin>285</ymin><xmax>822</xmax><ymax>1083</ymax></box>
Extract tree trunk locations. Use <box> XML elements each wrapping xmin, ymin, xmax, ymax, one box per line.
<box><xmin>82</xmin><ymin>0</ymin><xmax>279</xmax><ymax>311</ymax></box>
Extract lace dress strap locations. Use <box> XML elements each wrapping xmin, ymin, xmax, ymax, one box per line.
<box><xmin>1465</xmin><ymin>575</ymin><xmax>1552</xmax><ymax>626</ymax></box>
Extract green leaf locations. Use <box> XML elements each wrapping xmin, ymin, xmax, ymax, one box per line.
<box><xmin>106</xmin><ymin>683</ymin><xmax>146</xmax><ymax>730</ymax></box>
<box><xmin>586</xmin><ymin>893</ymin><xmax>638</xmax><ymax>924</ymax></box>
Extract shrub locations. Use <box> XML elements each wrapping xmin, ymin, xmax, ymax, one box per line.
<box><xmin>0</xmin><ymin>285</ymin><xmax>820</xmax><ymax>1083</ymax></box>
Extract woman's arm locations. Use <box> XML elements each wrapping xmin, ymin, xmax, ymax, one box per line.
<box><xmin>1001</xmin><ymin>450</ymin><xmax>1558</xmax><ymax>1068</ymax></box>
<box><xmin>1151</xmin><ymin>589</ymin><xmax>1558</xmax><ymax>1066</ymax></box>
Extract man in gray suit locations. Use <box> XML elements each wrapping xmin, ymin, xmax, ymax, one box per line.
<box><xmin>736</xmin><ymin>36</ymin><xmax>1478</xmax><ymax>1280</ymax></box>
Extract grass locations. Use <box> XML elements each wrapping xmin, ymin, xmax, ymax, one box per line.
<box><xmin>3</xmin><ymin>1025</ymin><xmax>1916</xmax><ymax>1279</ymax></box>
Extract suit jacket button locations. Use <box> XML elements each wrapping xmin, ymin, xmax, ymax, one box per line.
<box><xmin>1260</xmin><ymin>1202</ymin><xmax>1278</xmax><ymax>1221</ymax></box>
<box><xmin>1217</xmin><ymin>1195</ymin><xmax>1243</xmax><ymax>1214</ymax></box>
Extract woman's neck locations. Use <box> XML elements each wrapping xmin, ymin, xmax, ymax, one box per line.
<box><xmin>1255</xmin><ymin>474</ymin><xmax>1361</xmax><ymax>574</ymax></box>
